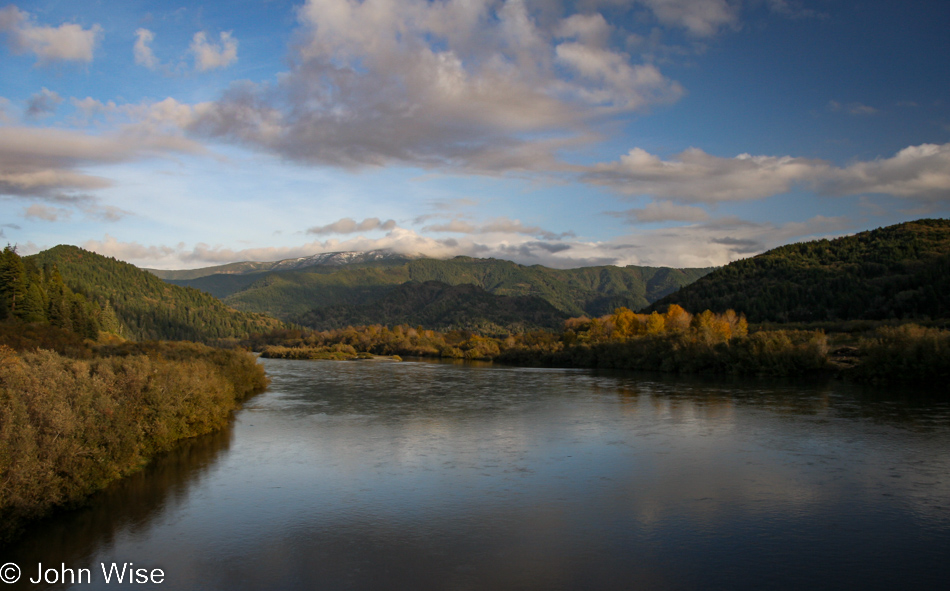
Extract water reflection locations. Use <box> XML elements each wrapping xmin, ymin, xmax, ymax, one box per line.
<box><xmin>5</xmin><ymin>359</ymin><xmax>950</xmax><ymax>591</ymax></box>
<box><xmin>5</xmin><ymin>426</ymin><xmax>234</xmax><ymax>590</ymax></box>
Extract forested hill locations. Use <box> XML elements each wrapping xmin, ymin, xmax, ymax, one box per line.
<box><xmin>27</xmin><ymin>246</ymin><xmax>283</xmax><ymax>341</ymax></box>
<box><xmin>165</xmin><ymin>256</ymin><xmax>713</xmax><ymax>322</ymax></box>
<box><xmin>297</xmin><ymin>280</ymin><xmax>570</xmax><ymax>333</ymax></box>
<box><xmin>647</xmin><ymin>219</ymin><xmax>950</xmax><ymax>322</ymax></box>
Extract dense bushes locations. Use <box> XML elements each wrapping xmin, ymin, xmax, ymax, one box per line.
<box><xmin>497</xmin><ymin>329</ymin><xmax>829</xmax><ymax>377</ymax></box>
<box><xmin>0</xmin><ymin>342</ymin><xmax>268</xmax><ymax>544</ymax></box>
<box><xmin>849</xmin><ymin>324</ymin><xmax>950</xmax><ymax>384</ymax></box>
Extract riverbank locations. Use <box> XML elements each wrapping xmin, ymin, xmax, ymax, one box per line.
<box><xmin>0</xmin><ymin>340</ymin><xmax>268</xmax><ymax>545</ymax></box>
<box><xmin>249</xmin><ymin>314</ymin><xmax>950</xmax><ymax>384</ymax></box>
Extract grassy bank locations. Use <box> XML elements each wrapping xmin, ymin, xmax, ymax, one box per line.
<box><xmin>0</xmin><ymin>341</ymin><xmax>268</xmax><ymax>545</ymax></box>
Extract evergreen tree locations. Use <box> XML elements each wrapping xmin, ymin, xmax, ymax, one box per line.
<box><xmin>0</xmin><ymin>245</ymin><xmax>27</xmax><ymax>321</ymax></box>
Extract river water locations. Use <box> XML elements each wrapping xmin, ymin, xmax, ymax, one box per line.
<box><xmin>6</xmin><ymin>358</ymin><xmax>950</xmax><ymax>590</ymax></box>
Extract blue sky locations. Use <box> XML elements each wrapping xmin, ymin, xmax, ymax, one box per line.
<box><xmin>1</xmin><ymin>0</ymin><xmax>948</xmax><ymax>269</ymax></box>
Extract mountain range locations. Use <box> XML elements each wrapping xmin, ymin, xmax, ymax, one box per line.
<box><xmin>17</xmin><ymin>218</ymin><xmax>949</xmax><ymax>341</ymax></box>
<box><xmin>148</xmin><ymin>253</ymin><xmax>714</xmax><ymax>327</ymax></box>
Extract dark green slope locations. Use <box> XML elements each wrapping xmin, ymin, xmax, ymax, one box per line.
<box><xmin>225</xmin><ymin>267</ymin><xmax>412</xmax><ymax>319</ymax></box>
<box><xmin>297</xmin><ymin>280</ymin><xmax>569</xmax><ymax>333</ymax></box>
<box><xmin>28</xmin><ymin>246</ymin><xmax>283</xmax><ymax>341</ymax></box>
<box><xmin>647</xmin><ymin>219</ymin><xmax>950</xmax><ymax>322</ymax></box>
<box><xmin>165</xmin><ymin>273</ymin><xmax>265</xmax><ymax>299</ymax></box>
<box><xmin>218</xmin><ymin>257</ymin><xmax>712</xmax><ymax>321</ymax></box>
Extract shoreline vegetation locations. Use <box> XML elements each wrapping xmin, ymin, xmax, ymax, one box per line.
<box><xmin>253</xmin><ymin>305</ymin><xmax>950</xmax><ymax>385</ymax></box>
<box><xmin>0</xmin><ymin>330</ymin><xmax>268</xmax><ymax>546</ymax></box>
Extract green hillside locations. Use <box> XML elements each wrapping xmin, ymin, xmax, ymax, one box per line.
<box><xmin>200</xmin><ymin>257</ymin><xmax>712</xmax><ymax>322</ymax></box>
<box><xmin>27</xmin><ymin>246</ymin><xmax>283</xmax><ymax>341</ymax></box>
<box><xmin>297</xmin><ymin>280</ymin><xmax>569</xmax><ymax>333</ymax></box>
<box><xmin>647</xmin><ymin>219</ymin><xmax>950</xmax><ymax>322</ymax></box>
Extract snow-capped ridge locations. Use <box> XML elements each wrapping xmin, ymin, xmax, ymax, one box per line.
<box><xmin>268</xmin><ymin>249</ymin><xmax>421</xmax><ymax>271</ymax></box>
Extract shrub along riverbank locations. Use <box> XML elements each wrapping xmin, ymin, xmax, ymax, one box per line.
<box><xmin>0</xmin><ymin>339</ymin><xmax>268</xmax><ymax>545</ymax></box>
<box><xmin>251</xmin><ymin>305</ymin><xmax>950</xmax><ymax>385</ymax></box>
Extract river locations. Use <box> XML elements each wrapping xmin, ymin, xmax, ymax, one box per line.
<box><xmin>6</xmin><ymin>358</ymin><xmax>950</xmax><ymax>590</ymax></box>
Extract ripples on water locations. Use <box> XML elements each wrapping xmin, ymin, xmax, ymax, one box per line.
<box><xmin>7</xmin><ymin>359</ymin><xmax>950</xmax><ymax>590</ymax></box>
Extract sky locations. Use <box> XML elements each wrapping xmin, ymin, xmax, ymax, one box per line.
<box><xmin>1</xmin><ymin>0</ymin><xmax>948</xmax><ymax>270</ymax></box>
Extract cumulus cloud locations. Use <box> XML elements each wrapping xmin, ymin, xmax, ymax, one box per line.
<box><xmin>307</xmin><ymin>217</ymin><xmax>397</xmax><ymax>235</ymax></box>
<box><xmin>0</xmin><ymin>5</ymin><xmax>101</xmax><ymax>64</ymax></box>
<box><xmin>554</xmin><ymin>43</ymin><xmax>683</xmax><ymax>110</ymax></box>
<box><xmin>585</xmin><ymin>147</ymin><xmax>827</xmax><ymax>202</ymax></box>
<box><xmin>824</xmin><ymin>143</ymin><xmax>950</xmax><ymax>201</ymax></box>
<box><xmin>611</xmin><ymin>201</ymin><xmax>710</xmax><ymax>223</ymax></box>
<box><xmin>134</xmin><ymin>28</ymin><xmax>159</xmax><ymax>69</ymax></box>
<box><xmin>190</xmin><ymin>31</ymin><xmax>238</xmax><ymax>72</ymax></box>
<box><xmin>26</xmin><ymin>87</ymin><xmax>62</xmax><ymax>119</ymax></box>
<box><xmin>186</xmin><ymin>0</ymin><xmax>682</xmax><ymax>173</ymax></box>
<box><xmin>557</xmin><ymin>13</ymin><xmax>612</xmax><ymax>47</ymax></box>
<box><xmin>586</xmin><ymin>143</ymin><xmax>950</xmax><ymax>203</ymax></box>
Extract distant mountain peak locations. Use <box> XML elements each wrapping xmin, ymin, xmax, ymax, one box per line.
<box><xmin>147</xmin><ymin>249</ymin><xmax>425</xmax><ymax>280</ymax></box>
<box><xmin>269</xmin><ymin>249</ymin><xmax>420</xmax><ymax>271</ymax></box>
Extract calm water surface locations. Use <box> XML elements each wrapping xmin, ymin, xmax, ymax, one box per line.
<box><xmin>7</xmin><ymin>358</ymin><xmax>950</xmax><ymax>590</ymax></box>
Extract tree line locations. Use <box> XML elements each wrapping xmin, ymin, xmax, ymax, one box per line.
<box><xmin>0</xmin><ymin>246</ymin><xmax>119</xmax><ymax>339</ymax></box>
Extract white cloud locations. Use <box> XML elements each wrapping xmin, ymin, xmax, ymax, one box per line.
<box><xmin>554</xmin><ymin>42</ymin><xmax>683</xmax><ymax>109</ymax></box>
<box><xmin>824</xmin><ymin>143</ymin><xmax>950</xmax><ymax>201</ymax></box>
<box><xmin>0</xmin><ymin>124</ymin><xmax>204</xmax><ymax>201</ymax></box>
<box><xmin>586</xmin><ymin>143</ymin><xmax>950</xmax><ymax>203</ymax></box>
<box><xmin>0</xmin><ymin>5</ymin><xmax>101</xmax><ymax>64</ymax></box>
<box><xmin>26</xmin><ymin>87</ymin><xmax>62</xmax><ymax>119</ymax></box>
<box><xmin>557</xmin><ymin>13</ymin><xmax>612</xmax><ymax>47</ymax></box>
<box><xmin>585</xmin><ymin>147</ymin><xmax>827</xmax><ymax>202</ymax></box>
<box><xmin>134</xmin><ymin>28</ymin><xmax>159</xmax><ymax>69</ymax></box>
<box><xmin>186</xmin><ymin>0</ymin><xmax>682</xmax><ymax>173</ymax></box>
<box><xmin>307</xmin><ymin>217</ymin><xmax>397</xmax><ymax>235</ymax></box>
<box><xmin>190</xmin><ymin>31</ymin><xmax>238</xmax><ymax>72</ymax></box>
